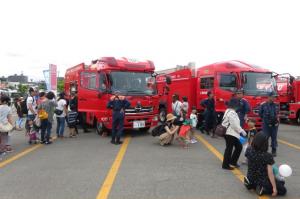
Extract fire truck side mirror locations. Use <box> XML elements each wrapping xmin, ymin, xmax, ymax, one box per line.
<box><xmin>166</xmin><ymin>76</ymin><xmax>172</xmax><ymax>85</ymax></box>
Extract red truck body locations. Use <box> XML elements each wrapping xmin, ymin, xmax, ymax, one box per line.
<box><xmin>64</xmin><ymin>57</ymin><xmax>159</xmax><ymax>134</ymax></box>
<box><xmin>157</xmin><ymin>61</ymin><xmax>277</xmax><ymax>129</ymax></box>
<box><xmin>275</xmin><ymin>74</ymin><xmax>300</xmax><ymax>124</ymax></box>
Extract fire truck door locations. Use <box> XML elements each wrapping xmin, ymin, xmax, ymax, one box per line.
<box><xmin>198</xmin><ymin>76</ymin><xmax>214</xmax><ymax>109</ymax></box>
<box><xmin>78</xmin><ymin>72</ymin><xmax>107</xmax><ymax>115</ymax></box>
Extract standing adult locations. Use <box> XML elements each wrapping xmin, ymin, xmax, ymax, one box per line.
<box><xmin>259</xmin><ymin>92</ymin><xmax>279</xmax><ymax>157</ymax></box>
<box><xmin>38</xmin><ymin>91</ymin><xmax>57</xmax><ymax>144</ymax></box>
<box><xmin>235</xmin><ymin>89</ymin><xmax>250</xmax><ymax>127</ymax></box>
<box><xmin>200</xmin><ymin>91</ymin><xmax>216</xmax><ymax>136</ymax></box>
<box><xmin>171</xmin><ymin>94</ymin><xmax>183</xmax><ymax>119</ymax></box>
<box><xmin>222</xmin><ymin>98</ymin><xmax>247</xmax><ymax>170</ymax></box>
<box><xmin>26</xmin><ymin>88</ymin><xmax>38</xmax><ymax>133</ymax></box>
<box><xmin>14</xmin><ymin>97</ymin><xmax>24</xmax><ymax>130</ymax></box>
<box><xmin>69</xmin><ymin>92</ymin><xmax>90</xmax><ymax>133</ymax></box>
<box><xmin>55</xmin><ymin>92</ymin><xmax>68</xmax><ymax>138</ymax></box>
<box><xmin>107</xmin><ymin>91</ymin><xmax>130</xmax><ymax>145</ymax></box>
<box><xmin>0</xmin><ymin>95</ymin><xmax>14</xmax><ymax>154</ymax></box>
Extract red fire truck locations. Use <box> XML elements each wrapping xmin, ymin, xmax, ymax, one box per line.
<box><xmin>157</xmin><ymin>61</ymin><xmax>278</xmax><ymax>129</ymax></box>
<box><xmin>276</xmin><ymin>74</ymin><xmax>300</xmax><ymax>124</ymax></box>
<box><xmin>64</xmin><ymin>57</ymin><xmax>159</xmax><ymax>134</ymax></box>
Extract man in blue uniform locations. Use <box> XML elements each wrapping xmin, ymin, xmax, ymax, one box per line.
<box><xmin>107</xmin><ymin>91</ymin><xmax>131</xmax><ymax>145</ymax></box>
<box><xmin>200</xmin><ymin>91</ymin><xmax>216</xmax><ymax>137</ymax></box>
<box><xmin>259</xmin><ymin>91</ymin><xmax>279</xmax><ymax>156</ymax></box>
<box><xmin>235</xmin><ymin>89</ymin><xmax>250</xmax><ymax>127</ymax></box>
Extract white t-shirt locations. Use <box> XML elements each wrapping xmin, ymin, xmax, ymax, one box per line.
<box><xmin>172</xmin><ymin>100</ymin><xmax>182</xmax><ymax>117</ymax></box>
<box><xmin>0</xmin><ymin>105</ymin><xmax>12</xmax><ymax>124</ymax></box>
<box><xmin>182</xmin><ymin>102</ymin><xmax>189</xmax><ymax>113</ymax></box>
<box><xmin>190</xmin><ymin>113</ymin><xmax>198</xmax><ymax>128</ymax></box>
<box><xmin>56</xmin><ymin>99</ymin><xmax>67</xmax><ymax>117</ymax></box>
<box><xmin>26</xmin><ymin>96</ymin><xmax>37</xmax><ymax>115</ymax></box>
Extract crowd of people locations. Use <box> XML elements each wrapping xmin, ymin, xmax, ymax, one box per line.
<box><xmin>0</xmin><ymin>88</ymin><xmax>91</xmax><ymax>159</ymax></box>
<box><xmin>152</xmin><ymin>89</ymin><xmax>286</xmax><ymax>196</ymax></box>
<box><xmin>0</xmin><ymin>87</ymin><xmax>287</xmax><ymax>197</ymax></box>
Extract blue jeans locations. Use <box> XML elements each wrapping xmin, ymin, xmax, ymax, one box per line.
<box><xmin>16</xmin><ymin>117</ymin><xmax>24</xmax><ymax>128</ymax></box>
<box><xmin>262</xmin><ymin>123</ymin><xmax>278</xmax><ymax>151</ymax></box>
<box><xmin>56</xmin><ymin>117</ymin><xmax>65</xmax><ymax>137</ymax></box>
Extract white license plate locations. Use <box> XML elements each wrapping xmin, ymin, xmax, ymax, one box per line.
<box><xmin>133</xmin><ymin>120</ymin><xmax>145</xmax><ymax>128</ymax></box>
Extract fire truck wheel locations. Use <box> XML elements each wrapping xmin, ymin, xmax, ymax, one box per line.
<box><xmin>96</xmin><ymin>121</ymin><xmax>105</xmax><ymax>135</ymax></box>
<box><xmin>159</xmin><ymin>108</ymin><xmax>167</xmax><ymax>122</ymax></box>
<box><xmin>297</xmin><ymin>112</ymin><xmax>300</xmax><ymax>125</ymax></box>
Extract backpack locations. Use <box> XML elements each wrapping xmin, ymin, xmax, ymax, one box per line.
<box><xmin>151</xmin><ymin>124</ymin><xmax>166</xmax><ymax>137</ymax></box>
<box><xmin>21</xmin><ymin>96</ymin><xmax>34</xmax><ymax>115</ymax></box>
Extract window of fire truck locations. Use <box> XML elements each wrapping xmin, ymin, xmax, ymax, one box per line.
<box><xmin>80</xmin><ymin>72</ymin><xmax>98</xmax><ymax>90</ymax></box>
<box><xmin>242</xmin><ymin>72</ymin><xmax>277</xmax><ymax>96</ymax></box>
<box><xmin>219</xmin><ymin>73</ymin><xmax>237</xmax><ymax>92</ymax></box>
<box><xmin>109</xmin><ymin>72</ymin><xmax>157</xmax><ymax>95</ymax></box>
<box><xmin>200</xmin><ymin>77</ymin><xmax>214</xmax><ymax>89</ymax></box>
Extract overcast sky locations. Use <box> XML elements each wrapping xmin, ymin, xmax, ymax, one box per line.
<box><xmin>0</xmin><ymin>0</ymin><xmax>299</xmax><ymax>81</ymax></box>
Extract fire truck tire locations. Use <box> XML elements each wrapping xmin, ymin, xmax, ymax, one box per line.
<box><xmin>159</xmin><ymin>108</ymin><xmax>167</xmax><ymax>122</ymax></box>
<box><xmin>96</xmin><ymin>121</ymin><xmax>106</xmax><ymax>135</ymax></box>
<box><xmin>297</xmin><ymin>111</ymin><xmax>300</xmax><ymax>125</ymax></box>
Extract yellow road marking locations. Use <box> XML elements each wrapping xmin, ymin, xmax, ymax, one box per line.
<box><xmin>0</xmin><ymin>137</ymin><xmax>57</xmax><ymax>168</ymax></box>
<box><xmin>278</xmin><ymin>139</ymin><xmax>300</xmax><ymax>150</ymax></box>
<box><xmin>96</xmin><ymin>137</ymin><xmax>131</xmax><ymax>199</ymax></box>
<box><xmin>195</xmin><ymin>134</ymin><xmax>269</xmax><ymax>199</ymax></box>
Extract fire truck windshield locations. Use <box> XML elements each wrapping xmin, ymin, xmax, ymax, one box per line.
<box><xmin>242</xmin><ymin>72</ymin><xmax>277</xmax><ymax>96</ymax></box>
<box><xmin>109</xmin><ymin>72</ymin><xmax>157</xmax><ymax>95</ymax></box>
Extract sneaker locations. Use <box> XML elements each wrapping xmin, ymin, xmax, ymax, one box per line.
<box><xmin>45</xmin><ymin>141</ymin><xmax>52</xmax><ymax>145</ymax></box>
<box><xmin>191</xmin><ymin>139</ymin><xmax>198</xmax><ymax>144</ymax></box>
<box><xmin>256</xmin><ymin>186</ymin><xmax>264</xmax><ymax>196</ymax></box>
<box><xmin>230</xmin><ymin>164</ymin><xmax>240</xmax><ymax>168</ymax></box>
<box><xmin>272</xmin><ymin>151</ymin><xmax>277</xmax><ymax>157</ymax></box>
<box><xmin>244</xmin><ymin>176</ymin><xmax>252</xmax><ymax>190</ymax></box>
<box><xmin>222</xmin><ymin>166</ymin><xmax>234</xmax><ymax>170</ymax></box>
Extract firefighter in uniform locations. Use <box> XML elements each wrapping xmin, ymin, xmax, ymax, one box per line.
<box><xmin>200</xmin><ymin>91</ymin><xmax>216</xmax><ymax>137</ymax></box>
<box><xmin>259</xmin><ymin>91</ymin><xmax>279</xmax><ymax>157</ymax></box>
<box><xmin>235</xmin><ymin>89</ymin><xmax>250</xmax><ymax>127</ymax></box>
<box><xmin>107</xmin><ymin>91</ymin><xmax>130</xmax><ymax>145</ymax></box>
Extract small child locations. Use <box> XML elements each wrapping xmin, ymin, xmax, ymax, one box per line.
<box><xmin>181</xmin><ymin>96</ymin><xmax>189</xmax><ymax>120</ymax></box>
<box><xmin>242</xmin><ymin>119</ymin><xmax>257</xmax><ymax>164</ymax></box>
<box><xmin>28</xmin><ymin>120</ymin><xmax>38</xmax><ymax>144</ymax></box>
<box><xmin>189</xmin><ymin>107</ymin><xmax>198</xmax><ymax>144</ymax></box>
<box><xmin>247</xmin><ymin>119</ymin><xmax>258</xmax><ymax>145</ymax></box>
<box><xmin>67</xmin><ymin>107</ymin><xmax>78</xmax><ymax>138</ymax></box>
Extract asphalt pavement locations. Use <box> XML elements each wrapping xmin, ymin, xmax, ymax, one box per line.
<box><xmin>0</xmin><ymin>119</ymin><xmax>299</xmax><ymax>199</ymax></box>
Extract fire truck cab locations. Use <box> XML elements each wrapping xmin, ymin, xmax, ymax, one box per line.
<box><xmin>65</xmin><ymin>57</ymin><xmax>159</xmax><ymax>134</ymax></box>
<box><xmin>157</xmin><ymin>61</ymin><xmax>277</xmax><ymax>129</ymax></box>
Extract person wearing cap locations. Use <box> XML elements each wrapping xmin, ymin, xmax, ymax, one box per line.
<box><xmin>235</xmin><ymin>89</ymin><xmax>250</xmax><ymax>127</ymax></box>
<box><xmin>55</xmin><ymin>92</ymin><xmax>68</xmax><ymax>138</ymax></box>
<box><xmin>259</xmin><ymin>92</ymin><xmax>279</xmax><ymax>157</ymax></box>
<box><xmin>222</xmin><ymin>98</ymin><xmax>247</xmax><ymax>170</ymax></box>
<box><xmin>107</xmin><ymin>91</ymin><xmax>130</xmax><ymax>145</ymax></box>
<box><xmin>159</xmin><ymin>113</ymin><xmax>180</xmax><ymax>146</ymax></box>
<box><xmin>25</xmin><ymin>87</ymin><xmax>38</xmax><ymax>133</ymax></box>
<box><xmin>200</xmin><ymin>91</ymin><xmax>216</xmax><ymax>137</ymax></box>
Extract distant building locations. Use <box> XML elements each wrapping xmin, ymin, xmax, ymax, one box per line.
<box><xmin>7</xmin><ymin>74</ymin><xmax>28</xmax><ymax>83</ymax></box>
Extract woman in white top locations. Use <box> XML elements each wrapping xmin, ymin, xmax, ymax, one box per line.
<box><xmin>0</xmin><ymin>95</ymin><xmax>14</xmax><ymax>154</ymax></box>
<box><xmin>55</xmin><ymin>92</ymin><xmax>68</xmax><ymax>138</ymax></box>
<box><xmin>222</xmin><ymin>98</ymin><xmax>247</xmax><ymax>170</ymax></box>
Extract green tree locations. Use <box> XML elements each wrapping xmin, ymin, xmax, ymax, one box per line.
<box><xmin>57</xmin><ymin>79</ymin><xmax>64</xmax><ymax>93</ymax></box>
<box><xmin>18</xmin><ymin>84</ymin><xmax>28</xmax><ymax>95</ymax></box>
<box><xmin>38</xmin><ymin>82</ymin><xmax>47</xmax><ymax>91</ymax></box>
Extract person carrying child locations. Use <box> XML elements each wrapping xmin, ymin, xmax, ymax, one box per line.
<box><xmin>244</xmin><ymin>132</ymin><xmax>287</xmax><ymax>196</ymax></box>
<box><xmin>67</xmin><ymin>106</ymin><xmax>78</xmax><ymax>138</ymax></box>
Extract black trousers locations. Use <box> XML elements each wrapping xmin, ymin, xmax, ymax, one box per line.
<box><xmin>223</xmin><ymin>135</ymin><xmax>242</xmax><ymax>168</ymax></box>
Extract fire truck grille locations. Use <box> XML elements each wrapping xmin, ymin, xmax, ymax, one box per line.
<box><xmin>125</xmin><ymin>106</ymin><xmax>153</xmax><ymax>114</ymax></box>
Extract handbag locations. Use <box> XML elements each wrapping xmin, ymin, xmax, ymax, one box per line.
<box><xmin>0</xmin><ymin>122</ymin><xmax>13</xmax><ymax>132</ymax></box>
<box><xmin>215</xmin><ymin>111</ymin><xmax>231</xmax><ymax>137</ymax></box>
<box><xmin>54</xmin><ymin>108</ymin><xmax>63</xmax><ymax>115</ymax></box>
<box><xmin>34</xmin><ymin>116</ymin><xmax>41</xmax><ymax>127</ymax></box>
<box><xmin>38</xmin><ymin>109</ymin><xmax>48</xmax><ymax>120</ymax></box>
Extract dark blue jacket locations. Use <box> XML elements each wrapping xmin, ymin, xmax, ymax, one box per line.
<box><xmin>107</xmin><ymin>98</ymin><xmax>131</xmax><ymax>113</ymax></box>
<box><xmin>259</xmin><ymin>102</ymin><xmax>279</xmax><ymax>125</ymax></box>
<box><xmin>236</xmin><ymin>98</ymin><xmax>250</xmax><ymax>121</ymax></box>
<box><xmin>201</xmin><ymin>98</ymin><xmax>215</xmax><ymax>112</ymax></box>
